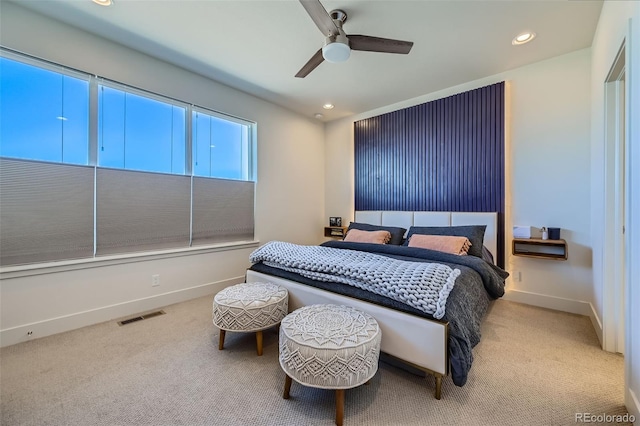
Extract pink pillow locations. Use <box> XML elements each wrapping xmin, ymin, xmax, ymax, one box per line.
<box><xmin>408</xmin><ymin>234</ymin><xmax>471</xmax><ymax>255</ymax></box>
<box><xmin>343</xmin><ymin>229</ymin><xmax>391</xmax><ymax>244</ymax></box>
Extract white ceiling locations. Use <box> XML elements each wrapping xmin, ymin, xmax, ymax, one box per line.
<box><xmin>17</xmin><ymin>0</ymin><xmax>603</xmax><ymax>121</ymax></box>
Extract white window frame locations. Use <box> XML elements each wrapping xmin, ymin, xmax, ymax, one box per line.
<box><xmin>1</xmin><ymin>49</ymin><xmax>92</xmax><ymax>165</ymax></box>
<box><xmin>191</xmin><ymin>105</ymin><xmax>255</xmax><ymax>182</ymax></box>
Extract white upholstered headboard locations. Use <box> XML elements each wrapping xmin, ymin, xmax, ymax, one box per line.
<box><xmin>354</xmin><ymin>211</ymin><xmax>498</xmax><ymax>262</ymax></box>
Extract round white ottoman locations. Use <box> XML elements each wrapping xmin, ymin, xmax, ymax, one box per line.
<box><xmin>213</xmin><ymin>282</ymin><xmax>288</xmax><ymax>356</ymax></box>
<box><xmin>279</xmin><ymin>304</ymin><xmax>381</xmax><ymax>426</ymax></box>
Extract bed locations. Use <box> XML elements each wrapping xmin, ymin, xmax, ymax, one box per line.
<box><xmin>246</xmin><ymin>211</ymin><xmax>508</xmax><ymax>399</ymax></box>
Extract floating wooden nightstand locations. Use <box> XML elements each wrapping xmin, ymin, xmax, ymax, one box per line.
<box><xmin>324</xmin><ymin>226</ymin><xmax>347</xmax><ymax>238</ymax></box>
<box><xmin>512</xmin><ymin>238</ymin><xmax>568</xmax><ymax>260</ymax></box>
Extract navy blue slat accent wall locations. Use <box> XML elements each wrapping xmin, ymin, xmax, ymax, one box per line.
<box><xmin>354</xmin><ymin>82</ymin><xmax>505</xmax><ymax>266</ymax></box>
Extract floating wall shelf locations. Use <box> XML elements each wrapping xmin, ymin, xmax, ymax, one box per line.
<box><xmin>324</xmin><ymin>226</ymin><xmax>347</xmax><ymax>239</ymax></box>
<box><xmin>512</xmin><ymin>238</ymin><xmax>568</xmax><ymax>260</ymax></box>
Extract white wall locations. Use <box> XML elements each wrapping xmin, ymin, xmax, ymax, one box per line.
<box><xmin>0</xmin><ymin>3</ymin><xmax>326</xmax><ymax>346</ymax></box>
<box><xmin>590</xmin><ymin>0</ymin><xmax>640</xmax><ymax>418</ymax></box>
<box><xmin>326</xmin><ymin>49</ymin><xmax>593</xmax><ymax>315</ymax></box>
<box><xmin>506</xmin><ymin>51</ymin><xmax>592</xmax><ymax>312</ymax></box>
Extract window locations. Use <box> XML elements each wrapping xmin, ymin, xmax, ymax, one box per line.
<box><xmin>98</xmin><ymin>84</ymin><xmax>186</xmax><ymax>174</ymax></box>
<box><xmin>0</xmin><ymin>50</ymin><xmax>256</xmax><ymax>267</ymax></box>
<box><xmin>0</xmin><ymin>56</ymin><xmax>89</xmax><ymax>165</ymax></box>
<box><xmin>193</xmin><ymin>109</ymin><xmax>250</xmax><ymax>180</ymax></box>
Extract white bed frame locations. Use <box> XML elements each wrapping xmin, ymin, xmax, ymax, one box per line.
<box><xmin>246</xmin><ymin>211</ymin><xmax>497</xmax><ymax>399</ymax></box>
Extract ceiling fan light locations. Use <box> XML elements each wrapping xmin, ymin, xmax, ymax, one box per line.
<box><xmin>323</xmin><ymin>41</ymin><xmax>351</xmax><ymax>63</ymax></box>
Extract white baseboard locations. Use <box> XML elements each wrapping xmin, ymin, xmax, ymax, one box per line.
<box><xmin>502</xmin><ymin>289</ymin><xmax>593</xmax><ymax>316</ymax></box>
<box><xmin>588</xmin><ymin>302</ymin><xmax>603</xmax><ymax>346</ymax></box>
<box><xmin>0</xmin><ymin>276</ymin><xmax>244</xmax><ymax>348</ymax></box>
<box><xmin>627</xmin><ymin>388</ymin><xmax>639</xmax><ymax>423</ymax></box>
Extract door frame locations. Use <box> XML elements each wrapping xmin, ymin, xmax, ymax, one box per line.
<box><xmin>602</xmin><ymin>39</ymin><xmax>627</xmax><ymax>354</ymax></box>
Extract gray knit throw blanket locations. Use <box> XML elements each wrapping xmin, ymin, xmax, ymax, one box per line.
<box><xmin>249</xmin><ymin>241</ymin><xmax>461</xmax><ymax>319</ymax></box>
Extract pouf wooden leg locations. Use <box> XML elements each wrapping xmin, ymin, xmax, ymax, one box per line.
<box><xmin>283</xmin><ymin>374</ymin><xmax>292</xmax><ymax>399</ymax></box>
<box><xmin>335</xmin><ymin>389</ymin><xmax>344</xmax><ymax>426</ymax></box>
<box><xmin>218</xmin><ymin>330</ymin><xmax>226</xmax><ymax>350</ymax></box>
<box><xmin>256</xmin><ymin>330</ymin><xmax>263</xmax><ymax>356</ymax></box>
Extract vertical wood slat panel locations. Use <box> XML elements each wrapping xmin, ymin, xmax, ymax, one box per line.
<box><xmin>354</xmin><ymin>82</ymin><xmax>505</xmax><ymax>266</ymax></box>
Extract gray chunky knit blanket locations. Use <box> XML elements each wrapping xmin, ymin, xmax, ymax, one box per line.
<box><xmin>249</xmin><ymin>241</ymin><xmax>461</xmax><ymax>319</ymax></box>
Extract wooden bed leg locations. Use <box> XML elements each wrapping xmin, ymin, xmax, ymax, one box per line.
<box><xmin>218</xmin><ymin>329</ymin><xmax>226</xmax><ymax>350</ymax></box>
<box><xmin>434</xmin><ymin>373</ymin><xmax>442</xmax><ymax>400</ymax></box>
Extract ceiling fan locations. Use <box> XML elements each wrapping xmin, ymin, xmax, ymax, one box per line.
<box><xmin>296</xmin><ymin>0</ymin><xmax>414</xmax><ymax>78</ymax></box>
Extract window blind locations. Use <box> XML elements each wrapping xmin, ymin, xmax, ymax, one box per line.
<box><xmin>0</xmin><ymin>158</ymin><xmax>94</xmax><ymax>266</ymax></box>
<box><xmin>191</xmin><ymin>177</ymin><xmax>254</xmax><ymax>245</ymax></box>
<box><xmin>96</xmin><ymin>168</ymin><xmax>191</xmax><ymax>255</ymax></box>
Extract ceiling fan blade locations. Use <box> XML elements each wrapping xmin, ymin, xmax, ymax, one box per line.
<box><xmin>299</xmin><ymin>0</ymin><xmax>339</xmax><ymax>37</ymax></box>
<box><xmin>295</xmin><ymin>48</ymin><xmax>325</xmax><ymax>78</ymax></box>
<box><xmin>349</xmin><ymin>35</ymin><xmax>414</xmax><ymax>54</ymax></box>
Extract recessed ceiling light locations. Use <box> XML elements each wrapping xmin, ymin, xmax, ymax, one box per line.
<box><xmin>512</xmin><ymin>32</ymin><xmax>536</xmax><ymax>45</ymax></box>
<box><xmin>314</xmin><ymin>113</ymin><xmax>324</xmax><ymax>120</ymax></box>
<box><xmin>323</xmin><ymin>103</ymin><xmax>334</xmax><ymax>110</ymax></box>
<box><xmin>92</xmin><ymin>0</ymin><xmax>113</xmax><ymax>6</ymax></box>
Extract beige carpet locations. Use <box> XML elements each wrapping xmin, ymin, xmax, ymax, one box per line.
<box><xmin>0</xmin><ymin>296</ymin><xmax>630</xmax><ymax>426</ymax></box>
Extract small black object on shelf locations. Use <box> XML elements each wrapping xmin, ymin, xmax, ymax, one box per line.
<box><xmin>548</xmin><ymin>227</ymin><xmax>561</xmax><ymax>240</ymax></box>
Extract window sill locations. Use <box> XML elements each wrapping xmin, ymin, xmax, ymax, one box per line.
<box><xmin>0</xmin><ymin>240</ymin><xmax>260</xmax><ymax>279</ymax></box>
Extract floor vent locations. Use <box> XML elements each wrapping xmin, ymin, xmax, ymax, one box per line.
<box><xmin>118</xmin><ymin>310</ymin><xmax>166</xmax><ymax>326</ymax></box>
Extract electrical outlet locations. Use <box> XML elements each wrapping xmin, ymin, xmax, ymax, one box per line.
<box><xmin>512</xmin><ymin>271</ymin><xmax>522</xmax><ymax>282</ymax></box>
<box><xmin>151</xmin><ymin>274</ymin><xmax>160</xmax><ymax>287</ymax></box>
<box><xmin>27</xmin><ymin>331</ymin><xmax>33</xmax><ymax>338</ymax></box>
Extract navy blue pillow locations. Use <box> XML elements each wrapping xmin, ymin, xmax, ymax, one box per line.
<box><xmin>346</xmin><ymin>222</ymin><xmax>406</xmax><ymax>245</ymax></box>
<box><xmin>404</xmin><ymin>225</ymin><xmax>487</xmax><ymax>258</ymax></box>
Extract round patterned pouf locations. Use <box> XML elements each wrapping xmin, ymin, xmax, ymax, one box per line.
<box><xmin>279</xmin><ymin>304</ymin><xmax>381</xmax><ymax>426</ymax></box>
<box><xmin>212</xmin><ymin>282</ymin><xmax>288</xmax><ymax>356</ymax></box>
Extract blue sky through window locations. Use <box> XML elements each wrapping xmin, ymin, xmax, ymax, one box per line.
<box><xmin>98</xmin><ymin>86</ymin><xmax>186</xmax><ymax>174</ymax></box>
<box><xmin>1</xmin><ymin>55</ymin><xmax>251</xmax><ymax>180</ymax></box>
<box><xmin>0</xmin><ymin>57</ymin><xmax>89</xmax><ymax>164</ymax></box>
<box><xmin>193</xmin><ymin>111</ymin><xmax>248</xmax><ymax>180</ymax></box>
